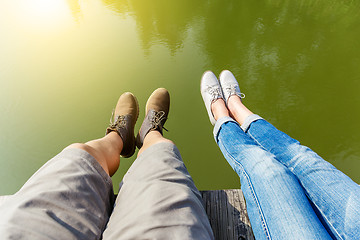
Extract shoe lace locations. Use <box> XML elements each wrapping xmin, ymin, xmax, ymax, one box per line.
<box><xmin>206</xmin><ymin>85</ymin><xmax>223</xmax><ymax>102</ymax></box>
<box><xmin>109</xmin><ymin>109</ymin><xmax>126</xmax><ymax>129</ymax></box>
<box><xmin>150</xmin><ymin>111</ymin><xmax>168</xmax><ymax>132</ymax></box>
<box><xmin>225</xmin><ymin>85</ymin><xmax>245</xmax><ymax>99</ymax></box>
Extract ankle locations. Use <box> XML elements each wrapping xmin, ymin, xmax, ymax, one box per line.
<box><xmin>227</xmin><ymin>95</ymin><xmax>242</xmax><ymax>111</ymax></box>
<box><xmin>227</xmin><ymin>95</ymin><xmax>253</xmax><ymax>125</ymax></box>
<box><xmin>102</xmin><ymin>132</ymin><xmax>123</xmax><ymax>154</ymax></box>
<box><xmin>211</xmin><ymin>99</ymin><xmax>230</xmax><ymax>121</ymax></box>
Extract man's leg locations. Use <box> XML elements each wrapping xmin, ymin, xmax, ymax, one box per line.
<box><xmin>0</xmin><ymin>92</ymin><xmax>138</xmax><ymax>239</ymax></box>
<box><xmin>104</xmin><ymin>88</ymin><xmax>214</xmax><ymax>240</ymax></box>
<box><xmin>0</xmin><ymin>132</ymin><xmax>120</xmax><ymax>239</ymax></box>
<box><xmin>103</xmin><ymin>132</ymin><xmax>213</xmax><ymax>240</ymax></box>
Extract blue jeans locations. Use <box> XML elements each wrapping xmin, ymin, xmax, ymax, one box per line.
<box><xmin>213</xmin><ymin>115</ymin><xmax>360</xmax><ymax>240</ymax></box>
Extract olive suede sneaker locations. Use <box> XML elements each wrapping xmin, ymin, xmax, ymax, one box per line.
<box><xmin>219</xmin><ymin>70</ymin><xmax>245</xmax><ymax>105</ymax></box>
<box><xmin>136</xmin><ymin>88</ymin><xmax>170</xmax><ymax>148</ymax></box>
<box><xmin>106</xmin><ymin>92</ymin><xmax>139</xmax><ymax>158</ymax></box>
<box><xmin>200</xmin><ymin>71</ymin><xmax>225</xmax><ymax>125</ymax></box>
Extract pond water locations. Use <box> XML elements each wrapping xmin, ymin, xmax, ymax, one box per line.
<box><xmin>1</xmin><ymin>0</ymin><xmax>360</xmax><ymax>195</ymax></box>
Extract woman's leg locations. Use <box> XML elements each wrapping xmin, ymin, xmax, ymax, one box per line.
<box><xmin>212</xmin><ymin>99</ymin><xmax>331</xmax><ymax>240</ymax></box>
<box><xmin>228</xmin><ymin>95</ymin><xmax>360</xmax><ymax>239</ymax></box>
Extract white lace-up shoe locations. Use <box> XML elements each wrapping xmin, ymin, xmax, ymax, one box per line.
<box><xmin>201</xmin><ymin>71</ymin><xmax>224</xmax><ymax>125</ymax></box>
<box><xmin>219</xmin><ymin>70</ymin><xmax>245</xmax><ymax>105</ymax></box>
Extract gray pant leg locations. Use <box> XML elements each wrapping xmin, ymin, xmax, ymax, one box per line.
<box><xmin>103</xmin><ymin>142</ymin><xmax>214</xmax><ymax>240</ymax></box>
<box><xmin>0</xmin><ymin>148</ymin><xmax>114</xmax><ymax>240</ymax></box>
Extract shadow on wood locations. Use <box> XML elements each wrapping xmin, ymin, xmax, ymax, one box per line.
<box><xmin>200</xmin><ymin>189</ymin><xmax>255</xmax><ymax>240</ymax></box>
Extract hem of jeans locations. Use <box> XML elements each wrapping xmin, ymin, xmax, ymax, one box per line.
<box><xmin>213</xmin><ymin>116</ymin><xmax>238</xmax><ymax>142</ymax></box>
<box><xmin>241</xmin><ymin>114</ymin><xmax>263</xmax><ymax>132</ymax></box>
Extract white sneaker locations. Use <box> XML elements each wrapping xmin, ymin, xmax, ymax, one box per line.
<box><xmin>201</xmin><ymin>71</ymin><xmax>224</xmax><ymax>125</ymax></box>
<box><xmin>219</xmin><ymin>70</ymin><xmax>245</xmax><ymax>105</ymax></box>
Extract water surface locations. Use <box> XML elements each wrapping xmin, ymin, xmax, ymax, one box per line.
<box><xmin>1</xmin><ymin>0</ymin><xmax>360</xmax><ymax>194</ymax></box>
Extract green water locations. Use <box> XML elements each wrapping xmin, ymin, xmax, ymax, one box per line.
<box><xmin>1</xmin><ymin>0</ymin><xmax>360</xmax><ymax>195</ymax></box>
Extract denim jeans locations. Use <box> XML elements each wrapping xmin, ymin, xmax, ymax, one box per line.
<box><xmin>213</xmin><ymin>115</ymin><xmax>360</xmax><ymax>240</ymax></box>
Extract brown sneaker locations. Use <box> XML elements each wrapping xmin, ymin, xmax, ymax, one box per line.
<box><xmin>106</xmin><ymin>92</ymin><xmax>139</xmax><ymax>158</ymax></box>
<box><xmin>136</xmin><ymin>88</ymin><xmax>170</xmax><ymax>148</ymax></box>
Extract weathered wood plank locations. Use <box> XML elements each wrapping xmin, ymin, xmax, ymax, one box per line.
<box><xmin>200</xmin><ymin>189</ymin><xmax>255</xmax><ymax>240</ymax></box>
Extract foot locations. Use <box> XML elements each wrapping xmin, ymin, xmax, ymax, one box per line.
<box><xmin>219</xmin><ymin>70</ymin><xmax>245</xmax><ymax>105</ymax></box>
<box><xmin>136</xmin><ymin>88</ymin><xmax>170</xmax><ymax>148</ymax></box>
<box><xmin>218</xmin><ymin>70</ymin><xmax>254</xmax><ymax>124</ymax></box>
<box><xmin>200</xmin><ymin>71</ymin><xmax>225</xmax><ymax>125</ymax></box>
<box><xmin>106</xmin><ymin>92</ymin><xmax>139</xmax><ymax>158</ymax></box>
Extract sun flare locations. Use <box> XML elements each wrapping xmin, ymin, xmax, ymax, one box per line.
<box><xmin>20</xmin><ymin>0</ymin><xmax>71</xmax><ymax>30</ymax></box>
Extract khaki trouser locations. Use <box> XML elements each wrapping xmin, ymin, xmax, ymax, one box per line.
<box><xmin>0</xmin><ymin>142</ymin><xmax>213</xmax><ymax>240</ymax></box>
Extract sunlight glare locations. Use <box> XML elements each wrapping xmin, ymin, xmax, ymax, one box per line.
<box><xmin>20</xmin><ymin>0</ymin><xmax>71</xmax><ymax>30</ymax></box>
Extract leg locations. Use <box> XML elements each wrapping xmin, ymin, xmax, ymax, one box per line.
<box><xmin>68</xmin><ymin>131</ymin><xmax>122</xmax><ymax>176</ymax></box>
<box><xmin>0</xmin><ymin>92</ymin><xmax>138</xmax><ymax>239</ymax></box>
<box><xmin>212</xmin><ymin>99</ymin><xmax>331</xmax><ymax>240</ymax></box>
<box><xmin>103</xmin><ymin>88</ymin><xmax>213</xmax><ymax>240</ymax></box>
<box><xmin>0</xmin><ymin>134</ymin><xmax>118</xmax><ymax>239</ymax></box>
<box><xmin>137</xmin><ymin>130</ymin><xmax>172</xmax><ymax>156</ymax></box>
<box><xmin>103</xmin><ymin>133</ymin><xmax>213</xmax><ymax>240</ymax></box>
<box><xmin>228</xmin><ymin>95</ymin><xmax>360</xmax><ymax>239</ymax></box>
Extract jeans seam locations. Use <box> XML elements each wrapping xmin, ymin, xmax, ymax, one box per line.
<box><xmin>247</xmin><ymin>131</ymin><xmax>268</xmax><ymax>152</ymax></box>
<box><xmin>288</xmin><ymin>149</ymin><xmax>344</xmax><ymax>240</ymax></box>
<box><xmin>309</xmin><ymin>198</ymin><xmax>344</xmax><ymax>240</ymax></box>
<box><xmin>219</xmin><ymin>140</ymin><xmax>272</xmax><ymax>240</ymax></box>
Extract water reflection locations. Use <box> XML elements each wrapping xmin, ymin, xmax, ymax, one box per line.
<box><xmin>108</xmin><ymin>0</ymin><xmax>359</xmax><ymax>114</ymax></box>
<box><xmin>66</xmin><ymin>0</ymin><xmax>82</xmax><ymax>21</ymax></box>
<box><xmin>101</xmin><ymin>0</ymin><xmax>206</xmax><ymax>53</ymax></box>
<box><xmin>1</xmin><ymin>0</ymin><xmax>359</xmax><ymax>195</ymax></box>
<box><xmin>100</xmin><ymin>0</ymin><xmax>360</xmax><ymax>183</ymax></box>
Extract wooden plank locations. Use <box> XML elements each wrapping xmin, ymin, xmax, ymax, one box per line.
<box><xmin>200</xmin><ymin>189</ymin><xmax>255</xmax><ymax>240</ymax></box>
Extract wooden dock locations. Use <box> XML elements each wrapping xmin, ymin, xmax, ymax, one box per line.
<box><xmin>0</xmin><ymin>189</ymin><xmax>254</xmax><ymax>239</ymax></box>
<box><xmin>201</xmin><ymin>189</ymin><xmax>254</xmax><ymax>240</ymax></box>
